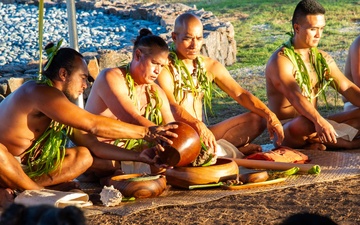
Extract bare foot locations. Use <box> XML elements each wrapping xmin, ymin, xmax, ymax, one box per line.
<box><xmin>46</xmin><ymin>181</ymin><xmax>80</xmax><ymax>192</ymax></box>
<box><xmin>0</xmin><ymin>188</ymin><xmax>15</xmax><ymax>208</ymax></box>
<box><xmin>304</xmin><ymin>143</ymin><xmax>327</xmax><ymax>151</ymax></box>
<box><xmin>238</xmin><ymin>143</ymin><xmax>262</xmax><ymax>155</ymax></box>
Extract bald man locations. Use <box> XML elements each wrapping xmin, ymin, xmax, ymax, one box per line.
<box><xmin>157</xmin><ymin>13</ymin><xmax>284</xmax><ymax>157</ymax></box>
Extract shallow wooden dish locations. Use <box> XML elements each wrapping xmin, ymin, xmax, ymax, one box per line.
<box><xmin>165</xmin><ymin>158</ymin><xmax>239</xmax><ymax>189</ymax></box>
<box><xmin>158</xmin><ymin>121</ymin><xmax>201</xmax><ymax>167</ymax></box>
<box><xmin>109</xmin><ymin>174</ymin><xmax>167</xmax><ymax>198</ymax></box>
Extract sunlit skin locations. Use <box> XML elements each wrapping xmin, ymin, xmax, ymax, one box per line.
<box><xmin>266</xmin><ymin>12</ymin><xmax>360</xmax><ymax>150</ymax></box>
<box><xmin>172</xmin><ymin>23</ymin><xmax>204</xmax><ymax>61</ymax></box>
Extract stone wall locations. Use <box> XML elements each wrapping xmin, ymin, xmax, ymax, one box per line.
<box><xmin>0</xmin><ymin>0</ymin><xmax>237</xmax><ymax>100</ymax></box>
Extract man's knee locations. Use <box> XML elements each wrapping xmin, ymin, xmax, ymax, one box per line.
<box><xmin>248</xmin><ymin>112</ymin><xmax>266</xmax><ymax>130</ymax></box>
<box><xmin>70</xmin><ymin>146</ymin><xmax>93</xmax><ymax>168</ymax></box>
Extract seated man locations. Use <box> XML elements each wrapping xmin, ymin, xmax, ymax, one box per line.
<box><xmin>0</xmin><ymin>42</ymin><xmax>177</xmax><ymax>207</ymax></box>
<box><xmin>77</xmin><ymin>29</ymin><xmax>177</xmax><ymax>175</ymax></box>
<box><xmin>265</xmin><ymin>0</ymin><xmax>360</xmax><ymax>150</ymax></box>
<box><xmin>343</xmin><ymin>35</ymin><xmax>360</xmax><ymax>111</ymax></box>
<box><xmin>157</xmin><ymin>13</ymin><xmax>284</xmax><ymax>157</ymax></box>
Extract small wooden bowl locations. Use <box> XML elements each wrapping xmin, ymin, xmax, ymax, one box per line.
<box><xmin>165</xmin><ymin>158</ymin><xmax>239</xmax><ymax>189</ymax></box>
<box><xmin>109</xmin><ymin>174</ymin><xmax>167</xmax><ymax>198</ymax></box>
<box><xmin>158</xmin><ymin>121</ymin><xmax>201</xmax><ymax>167</ymax></box>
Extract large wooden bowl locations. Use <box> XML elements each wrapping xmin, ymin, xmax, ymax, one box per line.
<box><xmin>158</xmin><ymin>121</ymin><xmax>201</xmax><ymax>167</ymax></box>
<box><xmin>165</xmin><ymin>158</ymin><xmax>239</xmax><ymax>189</ymax></box>
<box><xmin>109</xmin><ymin>174</ymin><xmax>167</xmax><ymax>198</ymax></box>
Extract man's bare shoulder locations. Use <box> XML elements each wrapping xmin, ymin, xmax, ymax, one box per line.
<box><xmin>98</xmin><ymin>67</ymin><xmax>124</xmax><ymax>79</ymax></box>
<box><xmin>1</xmin><ymin>80</ymin><xmax>64</xmax><ymax>113</ymax></box>
<box><xmin>200</xmin><ymin>55</ymin><xmax>228</xmax><ymax>79</ymax></box>
<box><xmin>268</xmin><ymin>47</ymin><xmax>287</xmax><ymax>63</ymax></box>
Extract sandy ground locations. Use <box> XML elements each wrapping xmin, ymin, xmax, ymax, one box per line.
<box><xmin>86</xmin><ymin>176</ymin><xmax>360</xmax><ymax>225</ymax></box>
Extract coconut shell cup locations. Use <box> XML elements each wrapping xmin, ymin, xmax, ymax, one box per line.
<box><xmin>158</xmin><ymin>121</ymin><xmax>201</xmax><ymax>167</ymax></box>
<box><xmin>165</xmin><ymin>158</ymin><xmax>239</xmax><ymax>189</ymax></box>
<box><xmin>109</xmin><ymin>174</ymin><xmax>167</xmax><ymax>198</ymax></box>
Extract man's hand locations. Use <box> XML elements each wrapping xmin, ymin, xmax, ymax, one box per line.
<box><xmin>195</xmin><ymin>122</ymin><xmax>217</xmax><ymax>155</ymax></box>
<box><xmin>315</xmin><ymin>118</ymin><xmax>338</xmax><ymax>144</ymax></box>
<box><xmin>139</xmin><ymin>147</ymin><xmax>170</xmax><ymax>170</ymax></box>
<box><xmin>267</xmin><ymin>115</ymin><xmax>284</xmax><ymax>146</ymax></box>
<box><xmin>144</xmin><ymin>124</ymin><xmax>178</xmax><ymax>149</ymax></box>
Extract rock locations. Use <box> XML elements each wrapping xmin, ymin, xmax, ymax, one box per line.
<box><xmin>87</xmin><ymin>57</ymin><xmax>100</xmax><ymax>81</ymax></box>
<box><xmin>7</xmin><ymin>77</ymin><xmax>26</xmax><ymax>94</ymax></box>
<box><xmin>97</xmin><ymin>50</ymin><xmax>132</xmax><ymax>71</ymax></box>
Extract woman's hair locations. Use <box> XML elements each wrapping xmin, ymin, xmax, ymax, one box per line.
<box><xmin>133</xmin><ymin>28</ymin><xmax>168</xmax><ymax>56</ymax></box>
<box><xmin>292</xmin><ymin>0</ymin><xmax>325</xmax><ymax>27</ymax></box>
<box><xmin>43</xmin><ymin>42</ymin><xmax>83</xmax><ymax>80</ymax></box>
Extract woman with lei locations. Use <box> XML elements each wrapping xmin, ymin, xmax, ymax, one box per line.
<box><xmin>82</xmin><ymin>28</ymin><xmax>176</xmax><ymax>175</ymax></box>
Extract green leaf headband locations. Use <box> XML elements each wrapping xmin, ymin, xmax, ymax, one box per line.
<box><xmin>44</xmin><ymin>39</ymin><xmax>63</xmax><ymax>70</ymax></box>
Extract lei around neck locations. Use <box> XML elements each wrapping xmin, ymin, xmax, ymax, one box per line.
<box><xmin>114</xmin><ymin>64</ymin><xmax>163</xmax><ymax>151</ymax></box>
<box><xmin>167</xmin><ymin>44</ymin><xmax>219</xmax><ymax>122</ymax></box>
<box><xmin>282</xmin><ymin>35</ymin><xmax>335</xmax><ymax>106</ymax></box>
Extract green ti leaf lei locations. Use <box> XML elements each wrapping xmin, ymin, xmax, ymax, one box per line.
<box><xmin>167</xmin><ymin>44</ymin><xmax>220</xmax><ymax>123</ymax></box>
<box><xmin>114</xmin><ymin>64</ymin><xmax>163</xmax><ymax>151</ymax></box>
<box><xmin>282</xmin><ymin>34</ymin><xmax>336</xmax><ymax>107</ymax></box>
<box><xmin>24</xmin><ymin>119</ymin><xmax>72</xmax><ymax>179</ymax></box>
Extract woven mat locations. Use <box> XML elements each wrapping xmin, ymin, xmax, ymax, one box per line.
<box><xmin>81</xmin><ymin>150</ymin><xmax>360</xmax><ymax>217</ymax></box>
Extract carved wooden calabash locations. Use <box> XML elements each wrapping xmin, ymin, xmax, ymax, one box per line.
<box><xmin>165</xmin><ymin>158</ymin><xmax>239</xmax><ymax>189</ymax></box>
<box><xmin>158</xmin><ymin>121</ymin><xmax>201</xmax><ymax>167</ymax></box>
<box><xmin>109</xmin><ymin>174</ymin><xmax>167</xmax><ymax>198</ymax></box>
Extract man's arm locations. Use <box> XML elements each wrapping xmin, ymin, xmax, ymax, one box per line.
<box><xmin>347</xmin><ymin>36</ymin><xmax>360</xmax><ymax>86</ymax></box>
<box><xmin>33</xmin><ymin>85</ymin><xmax>177</xmax><ymax>144</ymax></box>
<box><xmin>330</xmin><ymin>45</ymin><xmax>360</xmax><ymax>107</ymax></box>
<box><xmin>157</xmin><ymin>67</ymin><xmax>218</xmax><ymax>151</ymax></box>
<box><xmin>266</xmin><ymin>52</ymin><xmax>337</xmax><ymax>143</ymax></box>
<box><xmin>206</xmin><ymin>57</ymin><xmax>284</xmax><ymax>145</ymax></box>
<box><xmin>72</xmin><ymin>129</ymin><xmax>157</xmax><ymax>164</ymax></box>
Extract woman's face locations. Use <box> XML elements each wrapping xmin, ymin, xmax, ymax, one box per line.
<box><xmin>134</xmin><ymin>47</ymin><xmax>169</xmax><ymax>84</ymax></box>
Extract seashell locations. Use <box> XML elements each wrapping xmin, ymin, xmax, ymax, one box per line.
<box><xmin>100</xmin><ymin>185</ymin><xmax>123</xmax><ymax>207</ymax></box>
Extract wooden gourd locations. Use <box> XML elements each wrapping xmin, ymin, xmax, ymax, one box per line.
<box><xmin>109</xmin><ymin>174</ymin><xmax>167</xmax><ymax>198</ymax></box>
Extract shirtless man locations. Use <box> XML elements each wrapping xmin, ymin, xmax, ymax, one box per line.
<box><xmin>76</xmin><ymin>29</ymin><xmax>175</xmax><ymax>175</ymax></box>
<box><xmin>266</xmin><ymin>0</ymin><xmax>360</xmax><ymax>150</ymax></box>
<box><xmin>157</xmin><ymin>13</ymin><xmax>284</xmax><ymax>156</ymax></box>
<box><xmin>343</xmin><ymin>35</ymin><xmax>360</xmax><ymax>111</ymax></box>
<box><xmin>0</xmin><ymin>43</ymin><xmax>177</xmax><ymax>207</ymax></box>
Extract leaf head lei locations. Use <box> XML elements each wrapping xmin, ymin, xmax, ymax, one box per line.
<box><xmin>282</xmin><ymin>32</ymin><xmax>336</xmax><ymax>107</ymax></box>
